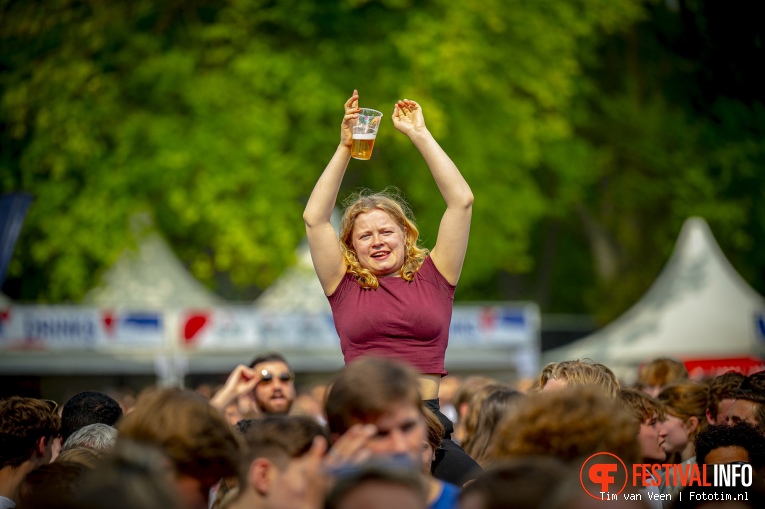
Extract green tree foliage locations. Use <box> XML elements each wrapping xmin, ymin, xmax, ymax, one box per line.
<box><xmin>535</xmin><ymin>0</ymin><xmax>765</xmax><ymax>321</ymax></box>
<box><xmin>1</xmin><ymin>0</ymin><xmax>762</xmax><ymax>324</ymax></box>
<box><xmin>0</xmin><ymin>0</ymin><xmax>641</xmax><ymax>303</ymax></box>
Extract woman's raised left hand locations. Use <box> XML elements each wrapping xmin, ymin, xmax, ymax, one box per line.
<box><xmin>392</xmin><ymin>99</ymin><xmax>426</xmax><ymax>137</ymax></box>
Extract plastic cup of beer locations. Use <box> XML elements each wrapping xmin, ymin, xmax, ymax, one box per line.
<box><xmin>351</xmin><ymin>109</ymin><xmax>383</xmax><ymax>160</ymax></box>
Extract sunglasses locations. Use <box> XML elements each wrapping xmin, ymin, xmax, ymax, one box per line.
<box><xmin>40</xmin><ymin>399</ymin><xmax>59</xmax><ymax>414</ymax></box>
<box><xmin>258</xmin><ymin>370</ymin><xmax>294</xmax><ymax>384</ymax></box>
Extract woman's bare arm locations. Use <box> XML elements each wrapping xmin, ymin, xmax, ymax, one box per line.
<box><xmin>392</xmin><ymin>99</ymin><xmax>473</xmax><ymax>285</ymax></box>
<box><xmin>303</xmin><ymin>91</ymin><xmax>360</xmax><ymax>295</ymax></box>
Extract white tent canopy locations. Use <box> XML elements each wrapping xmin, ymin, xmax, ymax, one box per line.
<box><xmin>544</xmin><ymin>217</ymin><xmax>765</xmax><ymax>377</ymax></box>
<box><xmin>84</xmin><ymin>231</ymin><xmax>223</xmax><ymax>308</ymax></box>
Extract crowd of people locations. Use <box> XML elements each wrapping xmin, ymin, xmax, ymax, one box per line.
<box><xmin>2</xmin><ymin>355</ymin><xmax>765</xmax><ymax>509</ymax></box>
<box><xmin>4</xmin><ymin>94</ymin><xmax>765</xmax><ymax>509</ymax></box>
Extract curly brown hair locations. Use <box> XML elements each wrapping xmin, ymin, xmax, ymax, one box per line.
<box><xmin>490</xmin><ymin>386</ymin><xmax>640</xmax><ymax>465</ymax></box>
<box><xmin>0</xmin><ymin>396</ymin><xmax>61</xmax><ymax>469</ymax></box>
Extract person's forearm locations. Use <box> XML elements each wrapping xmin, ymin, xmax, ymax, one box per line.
<box><xmin>303</xmin><ymin>144</ymin><xmax>352</xmax><ymax>227</ymax></box>
<box><xmin>209</xmin><ymin>387</ymin><xmax>236</xmax><ymax>411</ymax></box>
<box><xmin>409</xmin><ymin>129</ymin><xmax>473</xmax><ymax>208</ymax></box>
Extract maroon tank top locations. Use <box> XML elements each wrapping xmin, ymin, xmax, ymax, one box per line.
<box><xmin>327</xmin><ymin>256</ymin><xmax>456</xmax><ymax>375</ymax></box>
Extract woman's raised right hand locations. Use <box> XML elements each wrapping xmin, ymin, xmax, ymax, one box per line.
<box><xmin>340</xmin><ymin>90</ymin><xmax>360</xmax><ymax>148</ymax></box>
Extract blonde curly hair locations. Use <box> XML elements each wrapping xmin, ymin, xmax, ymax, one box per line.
<box><xmin>339</xmin><ymin>188</ymin><xmax>429</xmax><ymax>289</ymax></box>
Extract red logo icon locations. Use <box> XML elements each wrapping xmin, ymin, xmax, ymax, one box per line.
<box><xmin>580</xmin><ymin>452</ymin><xmax>628</xmax><ymax>500</ymax></box>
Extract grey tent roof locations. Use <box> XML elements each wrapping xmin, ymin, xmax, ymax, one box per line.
<box><xmin>254</xmin><ymin>209</ymin><xmax>341</xmax><ymax>312</ymax></box>
<box><xmin>254</xmin><ymin>239</ymin><xmax>330</xmax><ymax>312</ymax></box>
<box><xmin>84</xmin><ymin>232</ymin><xmax>223</xmax><ymax>308</ymax></box>
<box><xmin>544</xmin><ymin>217</ymin><xmax>765</xmax><ymax>373</ymax></box>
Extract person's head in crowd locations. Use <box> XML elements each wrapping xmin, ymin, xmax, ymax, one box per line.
<box><xmin>117</xmin><ymin>387</ymin><xmax>241</xmax><ymax>509</ymax></box>
<box><xmin>537</xmin><ymin>359</ymin><xmax>621</xmax><ymax>400</ymax></box>
<box><xmin>55</xmin><ymin>446</ymin><xmax>105</xmax><ymax>469</ymax></box>
<box><xmin>324</xmin><ymin>461</ymin><xmax>427</xmax><ymax>509</ymax></box>
<box><xmin>459</xmin><ymin>382</ymin><xmax>503</xmax><ymax>454</ymax></box>
<box><xmin>695</xmin><ymin>422</ymin><xmax>765</xmax><ymax>474</ymax></box>
<box><xmin>249</xmin><ymin>353</ymin><xmax>297</xmax><ymax>415</ymax></box>
<box><xmin>620</xmin><ymin>388</ymin><xmax>668</xmax><ymax>463</ymax></box>
<box><xmin>657</xmin><ymin>380</ymin><xmax>708</xmax><ymax>463</ymax></box>
<box><xmin>451</xmin><ymin>376</ymin><xmax>495</xmax><ymax>443</ymax></box>
<box><xmin>17</xmin><ymin>461</ymin><xmax>89</xmax><ymax>509</ymax></box>
<box><xmin>490</xmin><ymin>386</ymin><xmax>640</xmax><ymax>465</ymax></box>
<box><xmin>73</xmin><ymin>439</ymin><xmax>182</xmax><ymax>509</ymax></box>
<box><xmin>290</xmin><ymin>391</ymin><xmax>327</xmax><ymax>426</ymax></box>
<box><xmin>62</xmin><ymin>422</ymin><xmax>117</xmax><ymax>453</ymax></box>
<box><xmin>60</xmin><ymin>391</ymin><xmax>123</xmax><ymax>444</ymax></box>
<box><xmin>0</xmin><ymin>397</ymin><xmax>61</xmax><ymax>506</ymax></box>
<box><xmin>325</xmin><ymin>357</ymin><xmax>424</xmax><ymax>458</ymax></box>
<box><xmin>727</xmin><ymin>370</ymin><xmax>765</xmax><ymax>428</ymax></box>
<box><xmin>229</xmin><ymin>415</ymin><xmax>329</xmax><ymax>509</ymax></box>
<box><xmin>421</xmin><ymin>407</ymin><xmax>444</xmax><ymax>474</ymax></box>
<box><xmin>462</xmin><ymin>386</ymin><xmax>524</xmax><ymax>468</ymax></box>
<box><xmin>635</xmin><ymin>357</ymin><xmax>688</xmax><ymax>397</ymax></box>
<box><xmin>706</xmin><ymin>370</ymin><xmax>746</xmax><ymax>425</ymax></box>
<box><xmin>459</xmin><ymin>457</ymin><xmax>571</xmax><ymax>509</ymax></box>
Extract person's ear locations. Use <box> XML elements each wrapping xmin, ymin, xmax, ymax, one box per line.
<box><xmin>250</xmin><ymin>458</ymin><xmax>275</xmax><ymax>496</ymax></box>
<box><xmin>705</xmin><ymin>408</ymin><xmax>716</xmax><ymax>426</ymax></box>
<box><xmin>685</xmin><ymin>416</ymin><xmax>700</xmax><ymax>435</ymax></box>
<box><xmin>35</xmin><ymin>436</ymin><xmax>48</xmax><ymax>457</ymax></box>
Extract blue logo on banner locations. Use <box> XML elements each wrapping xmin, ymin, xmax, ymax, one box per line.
<box><xmin>500</xmin><ymin>310</ymin><xmax>526</xmax><ymax>327</ymax></box>
<box><xmin>757</xmin><ymin>313</ymin><xmax>765</xmax><ymax>343</ymax></box>
<box><xmin>121</xmin><ymin>313</ymin><xmax>161</xmax><ymax>329</ymax></box>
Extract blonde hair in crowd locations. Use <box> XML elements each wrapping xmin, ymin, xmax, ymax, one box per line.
<box><xmin>537</xmin><ymin>359</ymin><xmax>621</xmax><ymax>400</ymax></box>
<box><xmin>340</xmin><ymin>188</ymin><xmax>429</xmax><ymax>289</ymax></box>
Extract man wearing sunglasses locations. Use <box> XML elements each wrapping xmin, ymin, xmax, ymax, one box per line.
<box><xmin>211</xmin><ymin>352</ymin><xmax>297</xmax><ymax>419</ymax></box>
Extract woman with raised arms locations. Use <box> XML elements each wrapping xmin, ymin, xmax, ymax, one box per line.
<box><xmin>303</xmin><ymin>89</ymin><xmax>473</xmax><ymax>406</ymax></box>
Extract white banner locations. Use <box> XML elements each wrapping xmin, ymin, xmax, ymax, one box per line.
<box><xmin>1</xmin><ymin>304</ymin><xmax>538</xmax><ymax>355</ymax></box>
<box><xmin>449</xmin><ymin>305</ymin><xmax>539</xmax><ymax>346</ymax></box>
<box><xmin>179</xmin><ymin>308</ymin><xmax>340</xmax><ymax>350</ymax></box>
<box><xmin>180</xmin><ymin>304</ymin><xmax>539</xmax><ymax>350</ymax></box>
<box><xmin>0</xmin><ymin>307</ymin><xmax>164</xmax><ymax>350</ymax></box>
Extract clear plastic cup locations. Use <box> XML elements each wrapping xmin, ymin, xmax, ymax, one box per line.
<box><xmin>351</xmin><ymin>109</ymin><xmax>383</xmax><ymax>160</ymax></box>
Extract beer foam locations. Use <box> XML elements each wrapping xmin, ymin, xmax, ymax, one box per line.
<box><xmin>352</xmin><ymin>133</ymin><xmax>376</xmax><ymax>140</ymax></box>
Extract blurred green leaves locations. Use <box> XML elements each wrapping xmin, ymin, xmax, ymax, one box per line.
<box><xmin>1</xmin><ymin>0</ymin><xmax>763</xmax><ymax>323</ymax></box>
